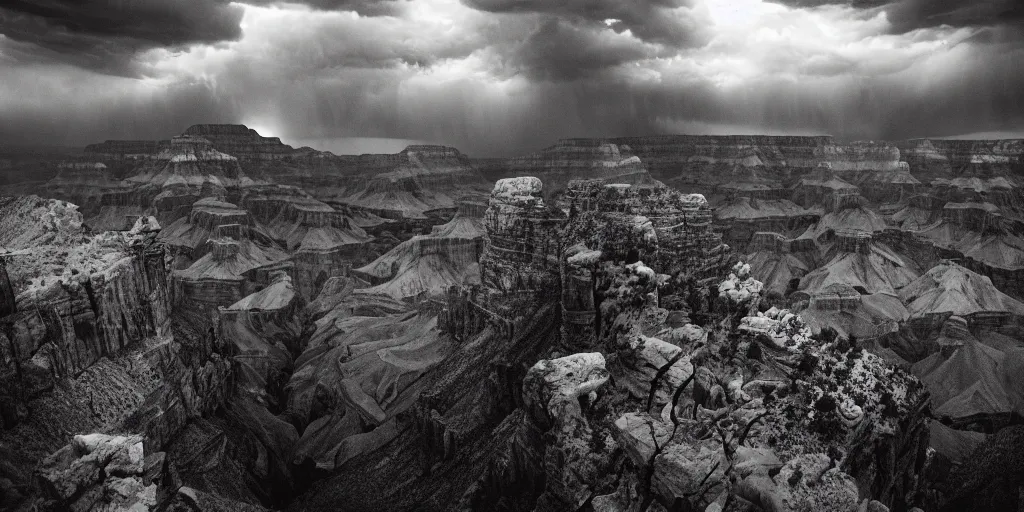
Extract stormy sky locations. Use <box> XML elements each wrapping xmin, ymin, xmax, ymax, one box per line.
<box><xmin>0</xmin><ymin>0</ymin><xmax>1022</xmax><ymax>156</ymax></box>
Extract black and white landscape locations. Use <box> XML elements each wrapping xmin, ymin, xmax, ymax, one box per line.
<box><xmin>1</xmin><ymin>1</ymin><xmax>1023</xmax><ymax>511</ymax></box>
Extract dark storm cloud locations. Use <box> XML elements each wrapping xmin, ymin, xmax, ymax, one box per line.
<box><xmin>768</xmin><ymin>0</ymin><xmax>1024</xmax><ymax>33</ymax></box>
<box><xmin>0</xmin><ymin>0</ymin><xmax>245</xmax><ymax>75</ymax></box>
<box><xmin>0</xmin><ymin>68</ymin><xmax>241</xmax><ymax>147</ymax></box>
<box><xmin>265</xmin><ymin>0</ymin><xmax>407</xmax><ymax>16</ymax></box>
<box><xmin>884</xmin><ymin>0</ymin><xmax>1024</xmax><ymax>33</ymax></box>
<box><xmin>0</xmin><ymin>0</ymin><xmax>407</xmax><ymax>76</ymax></box>
<box><xmin>0</xmin><ymin>0</ymin><xmax>1022</xmax><ymax>158</ymax></box>
<box><xmin>463</xmin><ymin>0</ymin><xmax>707</xmax><ymax>47</ymax></box>
<box><xmin>511</xmin><ymin>18</ymin><xmax>657</xmax><ymax>81</ymax></box>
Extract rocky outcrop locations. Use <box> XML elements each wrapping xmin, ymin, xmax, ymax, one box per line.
<box><xmin>479</xmin><ymin>177</ymin><xmax>565</xmax><ymax>296</ymax></box>
<box><xmin>0</xmin><ymin>218</ymin><xmax>170</xmax><ymax>429</ymax></box>
<box><xmin>170</xmin><ymin>236</ymin><xmax>291</xmax><ymax>321</ymax></box>
<box><xmin>32</xmin><ymin>433</ymin><xmax>155</xmax><ymax>511</ymax></box>
<box><xmin>0</xmin><ymin>195</ymin><xmax>85</xmax><ymax>251</ymax></box>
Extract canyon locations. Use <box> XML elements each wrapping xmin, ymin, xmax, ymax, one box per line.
<box><xmin>0</xmin><ymin>129</ymin><xmax>1023</xmax><ymax>511</ymax></box>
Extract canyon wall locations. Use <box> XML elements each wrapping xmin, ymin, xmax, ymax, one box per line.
<box><xmin>898</xmin><ymin>138</ymin><xmax>1024</xmax><ymax>179</ymax></box>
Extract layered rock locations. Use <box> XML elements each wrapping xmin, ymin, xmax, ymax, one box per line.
<box><xmin>125</xmin><ymin>135</ymin><xmax>257</xmax><ymax>225</ymax></box>
<box><xmin>352</xmin><ymin>200</ymin><xmax>484</xmax><ymax>300</ymax></box>
<box><xmin>43</xmin><ymin>162</ymin><xmax>136</xmax><ymax>224</ymax></box>
<box><xmin>604</xmin><ymin>135</ymin><xmax>902</xmax><ymax>191</ymax></box>
<box><xmin>899</xmin><ymin>261</ymin><xmax>1024</xmax><ymax>326</ymax></box>
<box><xmin>0</xmin><ymin>216</ymin><xmax>170</xmax><ymax>429</ymax></box>
<box><xmin>0</xmin><ymin>219</ymin><xmax>238</xmax><ymax>509</ymax></box>
<box><xmin>242</xmin><ymin>186</ymin><xmax>374</xmax><ymax>299</ymax></box>
<box><xmin>562</xmin><ymin>180</ymin><xmax>732</xmax><ymax>282</ymax></box>
<box><xmin>159</xmin><ymin>198</ymin><xmax>279</xmax><ymax>268</ymax></box>
<box><xmin>479</xmin><ymin>177</ymin><xmax>564</xmax><ymax>296</ymax></box>
<box><xmin>321</xmin><ymin>145</ymin><xmax>489</xmax><ymax>220</ymax></box>
<box><xmin>898</xmin><ymin>138</ymin><xmax>1024</xmax><ymax>180</ymax></box>
<box><xmin>182</xmin><ymin>124</ymin><xmax>296</xmax><ymax>162</ymax></box>
<box><xmin>218</xmin><ymin>271</ymin><xmax>303</xmax><ymax>407</ymax></box>
<box><xmin>491</xmin><ymin>139</ymin><xmax>661</xmax><ymax>196</ymax></box>
<box><xmin>170</xmin><ymin>235</ymin><xmax>291</xmax><ymax>320</ymax></box>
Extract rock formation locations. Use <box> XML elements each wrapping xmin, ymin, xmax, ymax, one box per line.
<box><xmin>487</xmin><ymin>139</ymin><xmax>661</xmax><ymax>196</ymax></box>
<box><xmin>352</xmin><ymin>199</ymin><xmax>484</xmax><ymax>300</ymax></box>
<box><xmin>280</xmin><ymin>176</ymin><xmax>930</xmax><ymax>512</ymax></box>
<box><xmin>321</xmin><ymin>145</ymin><xmax>490</xmax><ymax>220</ymax></box>
<box><xmin>898</xmin><ymin>138</ymin><xmax>1024</xmax><ymax>181</ymax></box>
<box><xmin>6</xmin><ymin>128</ymin><xmax>1024</xmax><ymax>512</ymax></box>
<box><xmin>241</xmin><ymin>186</ymin><xmax>375</xmax><ymax>299</ymax></box>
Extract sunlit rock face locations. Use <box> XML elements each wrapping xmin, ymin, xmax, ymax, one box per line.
<box><xmin>489</xmin><ymin>139</ymin><xmax>661</xmax><ymax>196</ymax></box>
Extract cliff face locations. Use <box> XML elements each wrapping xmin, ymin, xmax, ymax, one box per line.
<box><xmin>603</xmin><ymin>135</ymin><xmax>903</xmax><ymax>191</ymax></box>
<box><xmin>321</xmin><ymin>145</ymin><xmax>490</xmax><ymax>220</ymax></box>
<box><xmin>446</xmin><ymin>180</ymin><xmax>927</xmax><ymax>512</ymax></box>
<box><xmin>182</xmin><ymin>124</ymin><xmax>296</xmax><ymax>161</ymax></box>
<box><xmin>352</xmin><ymin>200</ymin><xmax>484</xmax><ymax>300</ymax></box>
<box><xmin>241</xmin><ymin>186</ymin><xmax>375</xmax><ymax>299</ymax></box>
<box><xmin>0</xmin><ymin>217</ymin><xmax>238</xmax><ymax>511</ymax></box>
<box><xmin>0</xmin><ymin>218</ymin><xmax>170</xmax><ymax>429</ymax></box>
<box><xmin>898</xmin><ymin>138</ymin><xmax>1024</xmax><ymax>180</ymax></box>
<box><xmin>479</xmin><ymin>177</ymin><xmax>565</xmax><ymax>296</ymax></box>
<box><xmin>491</xmin><ymin>139</ymin><xmax>660</xmax><ymax>196</ymax></box>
